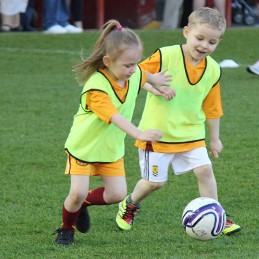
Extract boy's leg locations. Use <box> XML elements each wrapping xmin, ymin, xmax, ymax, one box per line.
<box><xmin>192</xmin><ymin>151</ymin><xmax>240</xmax><ymax>235</ymax></box>
<box><xmin>131</xmin><ymin>179</ymin><xmax>166</xmax><ymax>203</ymax></box>
<box><xmin>116</xmin><ymin>150</ymin><xmax>170</xmax><ymax>230</ymax></box>
<box><xmin>193</xmin><ymin>164</ymin><xmax>218</xmax><ymax>200</ymax></box>
<box><xmin>194</xmin><ymin>165</ymin><xmax>241</xmax><ymax>235</ymax></box>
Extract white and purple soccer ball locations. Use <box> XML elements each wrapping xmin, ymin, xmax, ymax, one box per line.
<box><xmin>182</xmin><ymin>197</ymin><xmax>226</xmax><ymax>241</ymax></box>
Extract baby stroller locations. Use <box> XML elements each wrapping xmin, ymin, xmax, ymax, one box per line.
<box><xmin>232</xmin><ymin>0</ymin><xmax>257</xmax><ymax>25</ymax></box>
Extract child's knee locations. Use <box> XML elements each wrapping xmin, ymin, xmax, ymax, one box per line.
<box><xmin>194</xmin><ymin>165</ymin><xmax>215</xmax><ymax>181</ymax></box>
<box><xmin>105</xmin><ymin>189</ymin><xmax>127</xmax><ymax>204</ymax></box>
<box><xmin>68</xmin><ymin>191</ymin><xmax>86</xmax><ymax>205</ymax></box>
<box><xmin>116</xmin><ymin>190</ymin><xmax>128</xmax><ymax>202</ymax></box>
<box><xmin>148</xmin><ymin>181</ymin><xmax>166</xmax><ymax>191</ymax></box>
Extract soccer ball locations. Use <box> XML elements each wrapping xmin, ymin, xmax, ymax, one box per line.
<box><xmin>182</xmin><ymin>197</ymin><xmax>226</xmax><ymax>241</ymax></box>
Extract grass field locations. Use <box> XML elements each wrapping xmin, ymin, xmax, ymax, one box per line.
<box><xmin>0</xmin><ymin>27</ymin><xmax>258</xmax><ymax>259</ymax></box>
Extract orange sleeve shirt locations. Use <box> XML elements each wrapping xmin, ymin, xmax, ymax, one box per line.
<box><xmin>136</xmin><ymin>50</ymin><xmax>223</xmax><ymax>153</ymax></box>
<box><xmin>140</xmin><ymin>50</ymin><xmax>223</xmax><ymax>118</ymax></box>
<box><xmin>85</xmin><ymin>68</ymin><xmax>147</xmax><ymax>124</ymax></box>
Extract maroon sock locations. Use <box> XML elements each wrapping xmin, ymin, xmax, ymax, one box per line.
<box><xmin>82</xmin><ymin>187</ymin><xmax>107</xmax><ymax>208</ymax></box>
<box><xmin>61</xmin><ymin>205</ymin><xmax>81</xmax><ymax>231</ymax></box>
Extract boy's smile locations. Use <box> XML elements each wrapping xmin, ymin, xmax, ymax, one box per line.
<box><xmin>182</xmin><ymin>23</ymin><xmax>222</xmax><ymax>65</ymax></box>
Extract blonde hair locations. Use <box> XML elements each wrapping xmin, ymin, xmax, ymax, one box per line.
<box><xmin>188</xmin><ymin>7</ymin><xmax>226</xmax><ymax>36</ymax></box>
<box><xmin>73</xmin><ymin>20</ymin><xmax>143</xmax><ymax>85</ymax></box>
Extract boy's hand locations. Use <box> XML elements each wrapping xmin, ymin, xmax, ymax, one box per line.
<box><xmin>145</xmin><ymin>69</ymin><xmax>176</xmax><ymax>101</ymax></box>
<box><xmin>152</xmin><ymin>86</ymin><xmax>176</xmax><ymax>101</ymax></box>
<box><xmin>149</xmin><ymin>69</ymin><xmax>172</xmax><ymax>90</ymax></box>
<box><xmin>209</xmin><ymin>139</ymin><xmax>223</xmax><ymax>158</ymax></box>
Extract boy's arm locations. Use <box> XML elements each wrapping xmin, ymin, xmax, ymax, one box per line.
<box><xmin>206</xmin><ymin>118</ymin><xmax>223</xmax><ymax>158</ymax></box>
<box><xmin>142</xmin><ymin>81</ymin><xmax>176</xmax><ymax>101</ymax></box>
<box><xmin>145</xmin><ymin>69</ymin><xmax>171</xmax><ymax>90</ymax></box>
<box><xmin>139</xmin><ymin>50</ymin><xmax>176</xmax><ymax>101</ymax></box>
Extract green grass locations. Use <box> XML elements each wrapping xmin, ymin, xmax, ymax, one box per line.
<box><xmin>0</xmin><ymin>28</ymin><xmax>258</xmax><ymax>258</ymax></box>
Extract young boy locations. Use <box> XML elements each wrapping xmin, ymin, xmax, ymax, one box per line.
<box><xmin>116</xmin><ymin>7</ymin><xmax>241</xmax><ymax>235</ymax></box>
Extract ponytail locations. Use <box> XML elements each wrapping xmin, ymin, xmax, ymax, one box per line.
<box><xmin>73</xmin><ymin>20</ymin><xmax>142</xmax><ymax>85</ymax></box>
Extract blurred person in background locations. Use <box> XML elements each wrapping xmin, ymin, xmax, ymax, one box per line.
<box><xmin>69</xmin><ymin>0</ymin><xmax>83</xmax><ymax>30</ymax></box>
<box><xmin>0</xmin><ymin>0</ymin><xmax>28</xmax><ymax>32</ymax></box>
<box><xmin>20</xmin><ymin>0</ymin><xmax>37</xmax><ymax>32</ymax></box>
<box><xmin>193</xmin><ymin>0</ymin><xmax>226</xmax><ymax>16</ymax></box>
<box><xmin>160</xmin><ymin>0</ymin><xmax>184</xmax><ymax>29</ymax></box>
<box><xmin>43</xmin><ymin>0</ymin><xmax>82</xmax><ymax>34</ymax></box>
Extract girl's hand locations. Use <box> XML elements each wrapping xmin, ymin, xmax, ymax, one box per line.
<box><xmin>137</xmin><ymin>129</ymin><xmax>163</xmax><ymax>142</ymax></box>
<box><xmin>111</xmin><ymin>114</ymin><xmax>162</xmax><ymax>141</ymax></box>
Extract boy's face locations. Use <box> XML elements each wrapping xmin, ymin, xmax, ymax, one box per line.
<box><xmin>183</xmin><ymin>23</ymin><xmax>223</xmax><ymax>63</ymax></box>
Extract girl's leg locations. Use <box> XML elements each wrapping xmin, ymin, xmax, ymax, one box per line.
<box><xmin>64</xmin><ymin>175</ymin><xmax>90</xmax><ymax>212</ymax></box>
<box><xmin>81</xmin><ymin>159</ymin><xmax>127</xmax><ymax>207</ymax></box>
<box><xmin>54</xmin><ymin>175</ymin><xmax>89</xmax><ymax>245</ymax></box>
<box><xmin>193</xmin><ymin>164</ymin><xmax>218</xmax><ymax>200</ymax></box>
<box><xmin>61</xmin><ymin>175</ymin><xmax>89</xmax><ymax>231</ymax></box>
<box><xmin>101</xmin><ymin>176</ymin><xmax>127</xmax><ymax>204</ymax></box>
<box><xmin>75</xmin><ymin>176</ymin><xmax>127</xmax><ymax>234</ymax></box>
<box><xmin>79</xmin><ymin>176</ymin><xmax>127</xmax><ymax>209</ymax></box>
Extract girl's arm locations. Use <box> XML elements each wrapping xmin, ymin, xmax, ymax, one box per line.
<box><xmin>110</xmin><ymin>113</ymin><xmax>162</xmax><ymax>141</ymax></box>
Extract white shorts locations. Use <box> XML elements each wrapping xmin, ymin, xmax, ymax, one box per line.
<box><xmin>138</xmin><ymin>147</ymin><xmax>211</xmax><ymax>182</ymax></box>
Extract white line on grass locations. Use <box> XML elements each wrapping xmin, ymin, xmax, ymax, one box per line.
<box><xmin>0</xmin><ymin>47</ymin><xmax>248</xmax><ymax>67</ymax></box>
<box><xmin>0</xmin><ymin>46</ymin><xmax>84</xmax><ymax>55</ymax></box>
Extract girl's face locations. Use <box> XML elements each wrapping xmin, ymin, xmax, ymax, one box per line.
<box><xmin>104</xmin><ymin>46</ymin><xmax>142</xmax><ymax>85</ymax></box>
<box><xmin>182</xmin><ymin>23</ymin><xmax>222</xmax><ymax>65</ymax></box>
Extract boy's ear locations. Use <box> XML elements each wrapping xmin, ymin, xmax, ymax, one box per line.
<box><xmin>103</xmin><ymin>56</ymin><xmax>110</xmax><ymax>67</ymax></box>
<box><xmin>183</xmin><ymin>26</ymin><xmax>189</xmax><ymax>39</ymax></box>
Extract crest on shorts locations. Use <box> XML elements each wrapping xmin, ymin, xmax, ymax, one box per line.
<box><xmin>76</xmin><ymin>160</ymin><xmax>89</xmax><ymax>166</ymax></box>
<box><xmin>152</xmin><ymin>165</ymin><xmax>158</xmax><ymax>177</ymax></box>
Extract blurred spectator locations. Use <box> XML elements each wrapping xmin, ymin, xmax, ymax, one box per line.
<box><xmin>69</xmin><ymin>0</ymin><xmax>83</xmax><ymax>30</ymax></box>
<box><xmin>160</xmin><ymin>0</ymin><xmax>184</xmax><ymax>29</ymax></box>
<box><xmin>0</xmin><ymin>0</ymin><xmax>28</xmax><ymax>32</ymax></box>
<box><xmin>20</xmin><ymin>0</ymin><xmax>36</xmax><ymax>32</ymax></box>
<box><xmin>247</xmin><ymin>60</ymin><xmax>259</xmax><ymax>75</ymax></box>
<box><xmin>255</xmin><ymin>0</ymin><xmax>259</xmax><ymax>19</ymax></box>
<box><xmin>193</xmin><ymin>0</ymin><xmax>226</xmax><ymax>16</ymax></box>
<box><xmin>180</xmin><ymin>0</ymin><xmax>194</xmax><ymax>27</ymax></box>
<box><xmin>43</xmin><ymin>0</ymin><xmax>82</xmax><ymax>34</ymax></box>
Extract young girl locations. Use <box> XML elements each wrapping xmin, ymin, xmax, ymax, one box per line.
<box><xmin>53</xmin><ymin>19</ymin><xmax>175</xmax><ymax>245</ymax></box>
<box><xmin>116</xmin><ymin>7</ymin><xmax>241</xmax><ymax>236</ymax></box>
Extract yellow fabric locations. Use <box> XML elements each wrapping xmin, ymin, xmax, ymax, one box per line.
<box><xmin>136</xmin><ymin>46</ymin><xmax>223</xmax><ymax>153</ymax></box>
<box><xmin>65</xmin><ymin>66</ymin><xmax>142</xmax><ymax>162</ymax></box>
<box><xmin>64</xmin><ymin>152</ymin><xmax>125</xmax><ymax>176</ymax></box>
<box><xmin>85</xmin><ymin>68</ymin><xmax>147</xmax><ymax>124</ymax></box>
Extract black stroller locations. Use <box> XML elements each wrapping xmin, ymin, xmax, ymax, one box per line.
<box><xmin>232</xmin><ymin>0</ymin><xmax>257</xmax><ymax>25</ymax></box>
